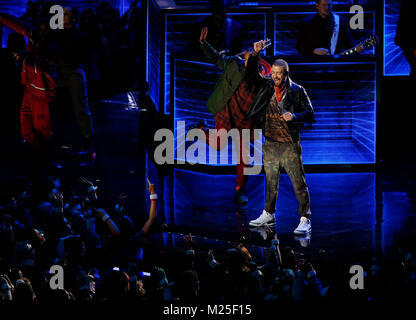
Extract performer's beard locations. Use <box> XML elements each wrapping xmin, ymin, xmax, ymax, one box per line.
<box><xmin>273</xmin><ymin>75</ymin><xmax>286</xmax><ymax>87</ymax></box>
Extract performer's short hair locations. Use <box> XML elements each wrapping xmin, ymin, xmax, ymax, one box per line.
<box><xmin>272</xmin><ymin>59</ymin><xmax>289</xmax><ymax>75</ymax></box>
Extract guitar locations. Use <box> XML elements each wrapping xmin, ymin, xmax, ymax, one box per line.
<box><xmin>338</xmin><ymin>34</ymin><xmax>379</xmax><ymax>55</ymax></box>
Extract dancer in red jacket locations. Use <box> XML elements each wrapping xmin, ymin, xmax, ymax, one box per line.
<box><xmin>0</xmin><ymin>13</ymin><xmax>56</xmax><ymax>151</ymax></box>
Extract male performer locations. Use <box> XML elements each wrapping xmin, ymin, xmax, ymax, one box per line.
<box><xmin>198</xmin><ymin>27</ymin><xmax>270</xmax><ymax>206</ymax></box>
<box><xmin>247</xmin><ymin>56</ymin><xmax>314</xmax><ymax>235</ymax></box>
<box><xmin>296</xmin><ymin>0</ymin><xmax>363</xmax><ymax>56</ymax></box>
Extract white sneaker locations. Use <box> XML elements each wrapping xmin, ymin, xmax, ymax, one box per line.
<box><xmin>293</xmin><ymin>217</ymin><xmax>311</xmax><ymax>235</ymax></box>
<box><xmin>249</xmin><ymin>210</ymin><xmax>276</xmax><ymax>227</ymax></box>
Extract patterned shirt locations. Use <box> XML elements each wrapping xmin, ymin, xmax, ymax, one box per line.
<box><xmin>264</xmin><ymin>92</ymin><xmax>292</xmax><ymax>143</ymax></box>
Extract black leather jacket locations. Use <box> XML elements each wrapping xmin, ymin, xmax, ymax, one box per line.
<box><xmin>246</xmin><ymin>74</ymin><xmax>315</xmax><ymax>143</ymax></box>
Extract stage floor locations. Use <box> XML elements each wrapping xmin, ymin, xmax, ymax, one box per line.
<box><xmin>159</xmin><ymin>169</ymin><xmax>415</xmax><ymax>262</ymax></box>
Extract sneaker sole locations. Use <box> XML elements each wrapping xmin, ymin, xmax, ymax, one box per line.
<box><xmin>293</xmin><ymin>228</ymin><xmax>312</xmax><ymax>235</ymax></box>
<box><xmin>249</xmin><ymin>221</ymin><xmax>276</xmax><ymax>227</ymax></box>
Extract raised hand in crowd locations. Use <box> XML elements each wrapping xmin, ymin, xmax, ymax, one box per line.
<box><xmin>142</xmin><ymin>178</ymin><xmax>157</xmax><ymax>234</ymax></box>
<box><xmin>51</xmin><ymin>191</ymin><xmax>64</xmax><ymax>213</ymax></box>
<box><xmin>94</xmin><ymin>208</ymin><xmax>120</xmax><ymax>237</ymax></box>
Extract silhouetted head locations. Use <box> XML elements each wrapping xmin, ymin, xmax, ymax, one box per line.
<box><xmin>96</xmin><ymin>1</ymin><xmax>115</xmax><ymax>25</ymax></box>
<box><xmin>209</xmin><ymin>0</ymin><xmax>229</xmax><ymax>15</ymax></box>
<box><xmin>105</xmin><ymin>269</ymin><xmax>130</xmax><ymax>300</ymax></box>
<box><xmin>37</xmin><ymin>19</ymin><xmax>51</xmax><ymax>43</ymax></box>
<box><xmin>22</xmin><ymin>0</ymin><xmax>43</xmax><ymax>23</ymax></box>
<box><xmin>316</xmin><ymin>0</ymin><xmax>332</xmax><ymax>19</ymax></box>
<box><xmin>79</xmin><ymin>7</ymin><xmax>99</xmax><ymax>33</ymax></box>
<box><xmin>7</xmin><ymin>33</ymin><xmax>26</xmax><ymax>53</ymax></box>
<box><xmin>280</xmin><ymin>246</ymin><xmax>296</xmax><ymax>270</ymax></box>
<box><xmin>64</xmin><ymin>7</ymin><xmax>79</xmax><ymax>29</ymax></box>
<box><xmin>15</xmin><ymin>278</ymin><xmax>36</xmax><ymax>302</ymax></box>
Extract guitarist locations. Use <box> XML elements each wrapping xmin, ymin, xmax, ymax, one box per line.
<box><xmin>296</xmin><ymin>0</ymin><xmax>364</xmax><ymax>56</ymax></box>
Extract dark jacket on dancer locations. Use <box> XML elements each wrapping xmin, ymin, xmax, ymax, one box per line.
<box><xmin>246</xmin><ymin>68</ymin><xmax>314</xmax><ymax>143</ymax></box>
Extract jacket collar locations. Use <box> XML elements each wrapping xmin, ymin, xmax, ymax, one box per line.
<box><xmin>287</xmin><ymin>77</ymin><xmax>296</xmax><ymax>93</ymax></box>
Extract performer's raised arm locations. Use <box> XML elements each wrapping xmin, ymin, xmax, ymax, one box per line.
<box><xmin>199</xmin><ymin>27</ymin><xmax>233</xmax><ymax>71</ymax></box>
<box><xmin>245</xmin><ymin>39</ymin><xmax>269</xmax><ymax>81</ymax></box>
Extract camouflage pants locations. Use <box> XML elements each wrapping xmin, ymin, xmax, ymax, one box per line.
<box><xmin>263</xmin><ymin>139</ymin><xmax>311</xmax><ymax>218</ymax></box>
